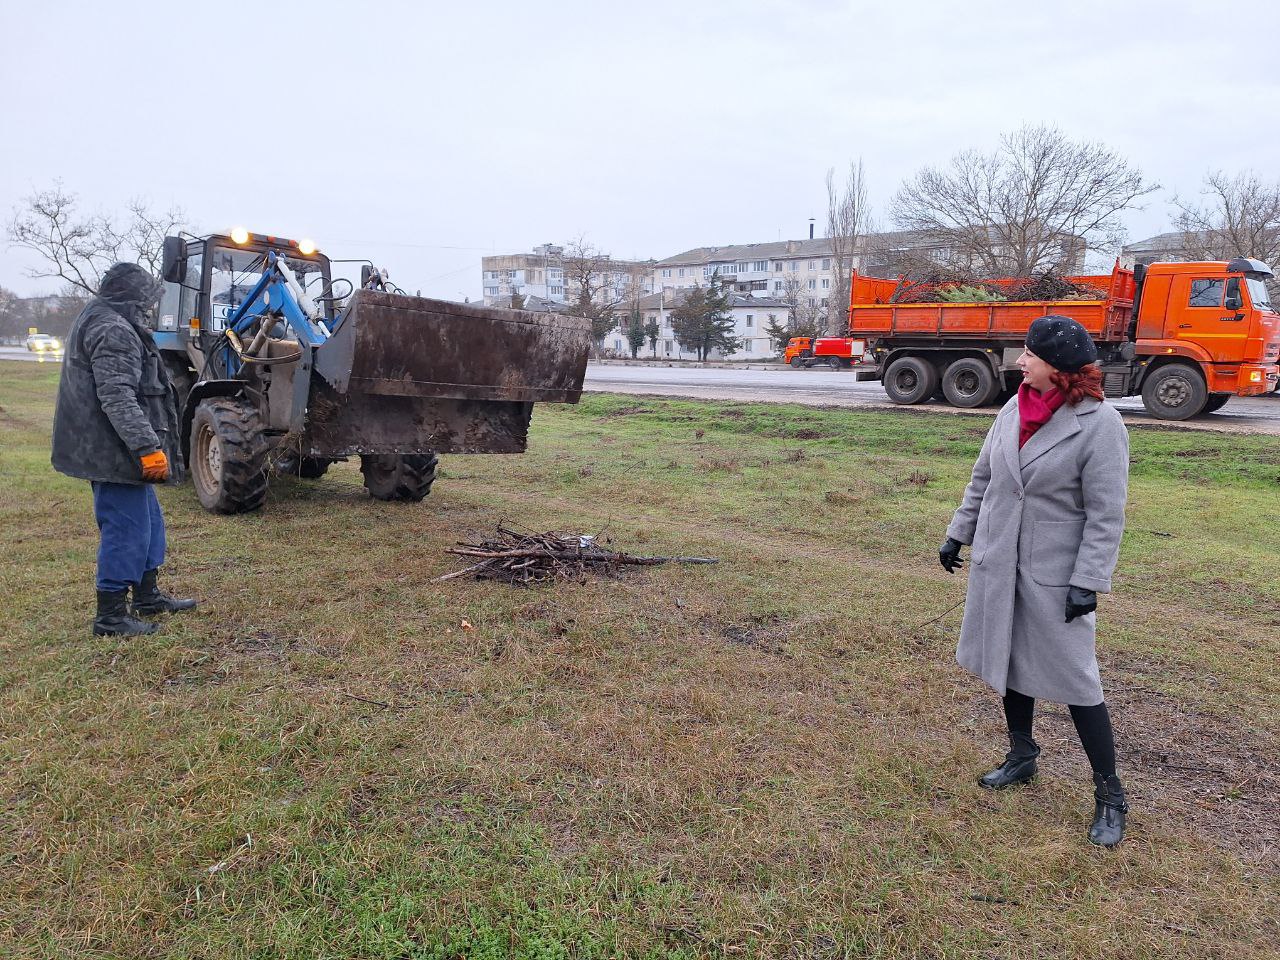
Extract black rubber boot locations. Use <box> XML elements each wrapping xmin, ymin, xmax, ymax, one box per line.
<box><xmin>1088</xmin><ymin>772</ymin><xmax>1128</xmax><ymax>847</ymax></box>
<box><xmin>979</xmin><ymin>731</ymin><xmax>1040</xmax><ymax>789</ymax></box>
<box><xmin>94</xmin><ymin>588</ymin><xmax>160</xmax><ymax>637</ymax></box>
<box><xmin>132</xmin><ymin>568</ymin><xmax>197</xmax><ymax>616</ymax></box>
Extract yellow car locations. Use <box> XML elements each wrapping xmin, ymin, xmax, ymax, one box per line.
<box><xmin>25</xmin><ymin>334</ymin><xmax>63</xmax><ymax>355</ymax></box>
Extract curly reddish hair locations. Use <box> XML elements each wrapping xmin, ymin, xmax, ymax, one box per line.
<box><xmin>1049</xmin><ymin>363</ymin><xmax>1105</xmax><ymax>405</ymax></box>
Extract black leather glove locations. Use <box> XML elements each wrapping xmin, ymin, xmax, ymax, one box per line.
<box><xmin>1065</xmin><ymin>585</ymin><xmax>1097</xmax><ymax>623</ymax></box>
<box><xmin>938</xmin><ymin>537</ymin><xmax>965</xmax><ymax>573</ymax></box>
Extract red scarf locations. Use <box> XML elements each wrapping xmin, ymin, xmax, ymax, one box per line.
<box><xmin>1018</xmin><ymin>383</ymin><xmax>1065</xmax><ymax>448</ymax></box>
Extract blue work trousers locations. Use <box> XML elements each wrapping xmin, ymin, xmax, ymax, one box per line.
<box><xmin>91</xmin><ymin>482</ymin><xmax>167</xmax><ymax>592</ymax></box>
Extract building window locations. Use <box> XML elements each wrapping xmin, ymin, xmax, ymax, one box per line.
<box><xmin>750</xmin><ymin>280</ymin><xmax>767</xmax><ymax>291</ymax></box>
<box><xmin>790</xmin><ymin>261</ymin><xmax>798</xmax><ymax>272</ymax></box>
<box><xmin>614</xmin><ymin>339</ymin><xmax>623</xmax><ymax>351</ymax></box>
<box><xmin>808</xmin><ymin>279</ymin><xmax>816</xmax><ymax>290</ymax></box>
<box><xmin>745</xmin><ymin>315</ymin><xmax>753</xmax><ymax>327</ymax></box>
<box><xmin>774</xmin><ymin>280</ymin><xmax>783</xmax><ymax>291</ymax></box>
<box><xmin>773</xmin><ymin>261</ymin><xmax>784</xmax><ymax>272</ymax></box>
<box><xmin>661</xmin><ymin>268</ymin><xmax>671</xmax><ymax>278</ymax></box>
<box><xmin>741</xmin><ymin>339</ymin><xmax>751</xmax><ymax>353</ymax></box>
<box><xmin>822</xmin><ymin>278</ymin><xmax>830</xmax><ymax>289</ymax></box>
<box><xmin>821</xmin><ymin>297</ymin><xmax>828</xmax><ymax>306</ymax></box>
<box><xmin>752</xmin><ymin>260</ymin><xmax>767</xmax><ymax>272</ymax></box>
<box><xmin>808</xmin><ymin>260</ymin><xmax>816</xmax><ymax>270</ymax></box>
<box><xmin>664</xmin><ymin>339</ymin><xmax>673</xmax><ymax>353</ymax></box>
<box><xmin>678</xmin><ymin>268</ymin><xmax>685</xmax><ymax>278</ymax></box>
<box><xmin>809</xmin><ymin>297</ymin><xmax>816</xmax><ymax>307</ymax></box>
<box><xmin>484</xmin><ymin>286</ymin><xmax>499</xmax><ymax>295</ymax></box>
<box><xmin>822</xmin><ymin>258</ymin><xmax>831</xmax><ymax>269</ymax></box>
<box><xmin>550</xmin><ymin>286</ymin><xmax>563</xmax><ymax>295</ymax></box>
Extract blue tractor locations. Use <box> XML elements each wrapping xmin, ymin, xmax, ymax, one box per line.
<box><xmin>155</xmin><ymin>229</ymin><xmax>589</xmax><ymax>513</ymax></box>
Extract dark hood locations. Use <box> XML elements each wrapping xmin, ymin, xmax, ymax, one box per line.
<box><xmin>97</xmin><ymin>262</ymin><xmax>163</xmax><ymax>324</ymax></box>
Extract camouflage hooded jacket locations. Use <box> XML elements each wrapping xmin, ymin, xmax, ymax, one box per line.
<box><xmin>51</xmin><ymin>263</ymin><xmax>185</xmax><ymax>485</ymax></box>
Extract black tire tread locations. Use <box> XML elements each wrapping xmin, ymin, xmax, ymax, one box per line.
<box><xmin>361</xmin><ymin>453</ymin><xmax>439</xmax><ymax>502</ymax></box>
<box><xmin>194</xmin><ymin>398</ymin><xmax>271</xmax><ymax>514</ymax></box>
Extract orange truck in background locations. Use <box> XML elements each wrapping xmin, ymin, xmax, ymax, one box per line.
<box><xmin>783</xmin><ymin>335</ymin><xmax>867</xmax><ymax>369</ymax></box>
<box><xmin>848</xmin><ymin>258</ymin><xmax>1279</xmax><ymax>419</ymax></box>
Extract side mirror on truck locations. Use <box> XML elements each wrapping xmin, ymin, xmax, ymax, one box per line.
<box><xmin>1225</xmin><ymin>277</ymin><xmax>1242</xmax><ymax>312</ymax></box>
<box><xmin>161</xmin><ymin>236</ymin><xmax>187</xmax><ymax>284</ymax></box>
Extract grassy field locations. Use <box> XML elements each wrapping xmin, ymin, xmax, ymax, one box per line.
<box><xmin>1</xmin><ymin>359</ymin><xmax>1278</xmax><ymax>959</ymax></box>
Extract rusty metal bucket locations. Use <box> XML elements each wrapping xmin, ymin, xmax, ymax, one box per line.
<box><xmin>301</xmin><ymin>292</ymin><xmax>589</xmax><ymax>458</ymax></box>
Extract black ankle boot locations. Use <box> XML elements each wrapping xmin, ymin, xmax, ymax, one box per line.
<box><xmin>132</xmin><ymin>568</ymin><xmax>197</xmax><ymax>616</ymax></box>
<box><xmin>94</xmin><ymin>588</ymin><xmax>160</xmax><ymax>637</ymax></box>
<box><xmin>1088</xmin><ymin>772</ymin><xmax>1128</xmax><ymax>847</ymax></box>
<box><xmin>979</xmin><ymin>731</ymin><xmax>1040</xmax><ymax>789</ymax></box>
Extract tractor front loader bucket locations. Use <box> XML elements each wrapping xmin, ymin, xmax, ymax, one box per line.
<box><xmin>300</xmin><ymin>292</ymin><xmax>590</xmax><ymax>458</ymax></box>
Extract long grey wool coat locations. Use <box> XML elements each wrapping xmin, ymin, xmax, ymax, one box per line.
<box><xmin>51</xmin><ymin>263</ymin><xmax>184</xmax><ymax>485</ymax></box>
<box><xmin>946</xmin><ymin>395</ymin><xmax>1129</xmax><ymax>706</ymax></box>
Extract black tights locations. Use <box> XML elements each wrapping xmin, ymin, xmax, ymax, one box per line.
<box><xmin>1002</xmin><ymin>688</ymin><xmax>1117</xmax><ymax>778</ymax></box>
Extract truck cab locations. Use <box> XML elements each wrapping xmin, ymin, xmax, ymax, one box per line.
<box><xmin>1133</xmin><ymin>258</ymin><xmax>1279</xmax><ymax>399</ymax></box>
<box><xmin>154</xmin><ymin>229</ymin><xmax>335</xmax><ymax>395</ymax></box>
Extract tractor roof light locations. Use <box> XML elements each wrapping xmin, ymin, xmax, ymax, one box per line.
<box><xmin>230</xmin><ymin>226</ymin><xmax>250</xmax><ymax>245</ymax></box>
<box><xmin>297</xmin><ymin>238</ymin><xmax>317</xmax><ymax>256</ymax></box>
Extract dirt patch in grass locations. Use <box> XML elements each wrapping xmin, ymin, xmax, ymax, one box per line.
<box><xmin>599</xmin><ymin>404</ymin><xmax>656</xmax><ymax>418</ymax></box>
<box><xmin>964</xmin><ymin>653</ymin><xmax>1280</xmax><ymax>869</ymax></box>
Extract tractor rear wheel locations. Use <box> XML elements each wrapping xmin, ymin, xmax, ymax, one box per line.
<box><xmin>190</xmin><ymin>397</ymin><xmax>270</xmax><ymax>514</ymax></box>
<box><xmin>1201</xmin><ymin>394</ymin><xmax>1231</xmax><ymax>413</ymax></box>
<box><xmin>360</xmin><ymin>453</ymin><xmax>439</xmax><ymax>502</ymax></box>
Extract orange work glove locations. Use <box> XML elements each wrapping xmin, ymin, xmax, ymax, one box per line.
<box><xmin>140</xmin><ymin>450</ymin><xmax>170</xmax><ymax>482</ymax></box>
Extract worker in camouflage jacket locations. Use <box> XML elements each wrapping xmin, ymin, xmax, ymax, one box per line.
<box><xmin>52</xmin><ymin>262</ymin><xmax>197</xmax><ymax>637</ymax></box>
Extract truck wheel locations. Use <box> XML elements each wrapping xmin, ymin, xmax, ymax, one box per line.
<box><xmin>941</xmin><ymin>357</ymin><xmax>998</xmax><ymax>408</ymax></box>
<box><xmin>1202</xmin><ymin>394</ymin><xmax>1231</xmax><ymax>413</ymax></box>
<box><xmin>883</xmin><ymin>356</ymin><xmax>938</xmax><ymax>404</ymax></box>
<box><xmin>360</xmin><ymin>453</ymin><xmax>439</xmax><ymax>502</ymax></box>
<box><xmin>789</xmin><ymin>356</ymin><xmax>805</xmax><ymax>368</ymax></box>
<box><xmin>190</xmin><ymin>397</ymin><xmax>270</xmax><ymax>514</ymax></box>
<box><xmin>825</xmin><ymin>356</ymin><xmax>842</xmax><ymax>370</ymax></box>
<box><xmin>1141</xmin><ymin>363</ymin><xmax>1207</xmax><ymax>420</ymax></box>
<box><xmin>275</xmin><ymin>452</ymin><xmax>333</xmax><ymax>479</ymax></box>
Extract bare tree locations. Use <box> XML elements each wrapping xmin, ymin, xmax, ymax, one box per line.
<box><xmin>893</xmin><ymin>125</ymin><xmax>1157</xmax><ymax>277</ymax></box>
<box><xmin>826</xmin><ymin>159</ymin><xmax>872</xmax><ymax>334</ymax></box>
<box><xmin>779</xmin><ymin>273</ymin><xmax>823</xmax><ymax>339</ymax></box>
<box><xmin>8</xmin><ymin>182</ymin><xmax>185</xmax><ymax>295</ymax></box>
<box><xmin>1172</xmin><ymin>171</ymin><xmax>1280</xmax><ymax>280</ymax></box>
<box><xmin>561</xmin><ymin>237</ymin><xmax>629</xmax><ymax>353</ymax></box>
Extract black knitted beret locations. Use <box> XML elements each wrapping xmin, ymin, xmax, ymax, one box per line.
<box><xmin>1025</xmin><ymin>314</ymin><xmax>1098</xmax><ymax>372</ymax></box>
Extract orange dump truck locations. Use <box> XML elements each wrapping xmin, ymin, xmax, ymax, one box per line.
<box><xmin>848</xmin><ymin>259</ymin><xmax>1279</xmax><ymax>419</ymax></box>
<box><xmin>783</xmin><ymin>335</ymin><xmax>867</xmax><ymax>369</ymax></box>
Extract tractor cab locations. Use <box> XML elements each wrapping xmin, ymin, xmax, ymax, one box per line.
<box><xmin>155</xmin><ymin>229</ymin><xmax>336</xmax><ymax>386</ymax></box>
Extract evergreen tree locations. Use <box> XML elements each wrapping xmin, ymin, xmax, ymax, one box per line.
<box><xmin>670</xmin><ymin>275</ymin><xmax>738</xmax><ymax>361</ymax></box>
<box><xmin>626</xmin><ymin>308</ymin><xmax>646</xmax><ymax>358</ymax></box>
<box><xmin>644</xmin><ymin>317</ymin><xmax>660</xmax><ymax>357</ymax></box>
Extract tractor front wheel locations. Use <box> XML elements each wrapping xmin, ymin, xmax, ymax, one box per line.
<box><xmin>360</xmin><ymin>453</ymin><xmax>439</xmax><ymax>502</ymax></box>
<box><xmin>190</xmin><ymin>398</ymin><xmax>271</xmax><ymax>514</ymax></box>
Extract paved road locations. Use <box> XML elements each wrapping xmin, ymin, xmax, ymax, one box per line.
<box><xmin>584</xmin><ymin>363</ymin><xmax>1280</xmax><ymax>434</ymax></box>
<box><xmin>6</xmin><ymin>350</ymin><xmax>1276</xmax><ymax>433</ymax></box>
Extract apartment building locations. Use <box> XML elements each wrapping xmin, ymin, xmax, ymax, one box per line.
<box><xmin>481</xmin><ymin>243</ymin><xmax>654</xmax><ymax>308</ymax></box>
<box><xmin>605</xmin><ymin>290</ymin><xmax>790</xmax><ymax>360</ymax></box>
<box><xmin>653</xmin><ymin>239</ymin><xmax>841</xmax><ymax>315</ymax></box>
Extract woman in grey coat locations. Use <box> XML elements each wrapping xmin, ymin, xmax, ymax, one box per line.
<box><xmin>939</xmin><ymin>315</ymin><xmax>1130</xmax><ymax>846</ymax></box>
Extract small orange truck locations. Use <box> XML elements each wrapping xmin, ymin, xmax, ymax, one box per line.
<box><xmin>848</xmin><ymin>258</ymin><xmax>1279</xmax><ymax>419</ymax></box>
<box><xmin>783</xmin><ymin>335</ymin><xmax>867</xmax><ymax>369</ymax></box>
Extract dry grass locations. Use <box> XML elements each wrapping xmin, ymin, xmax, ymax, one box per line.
<box><xmin>1</xmin><ymin>362</ymin><xmax>1279</xmax><ymax>958</ymax></box>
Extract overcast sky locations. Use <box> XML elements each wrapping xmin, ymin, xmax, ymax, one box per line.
<box><xmin>2</xmin><ymin>0</ymin><xmax>1277</xmax><ymax>298</ymax></box>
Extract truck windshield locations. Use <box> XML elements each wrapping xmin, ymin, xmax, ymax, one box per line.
<box><xmin>209</xmin><ymin>245</ymin><xmax>331</xmax><ymax>328</ymax></box>
<box><xmin>1245</xmin><ymin>278</ymin><xmax>1274</xmax><ymax>312</ymax></box>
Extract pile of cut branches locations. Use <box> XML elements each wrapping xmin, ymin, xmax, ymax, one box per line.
<box><xmin>436</xmin><ymin>525</ymin><xmax>718</xmax><ymax>586</ymax></box>
<box><xmin>1005</xmin><ymin>271</ymin><xmax>1106</xmax><ymax>301</ymax></box>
